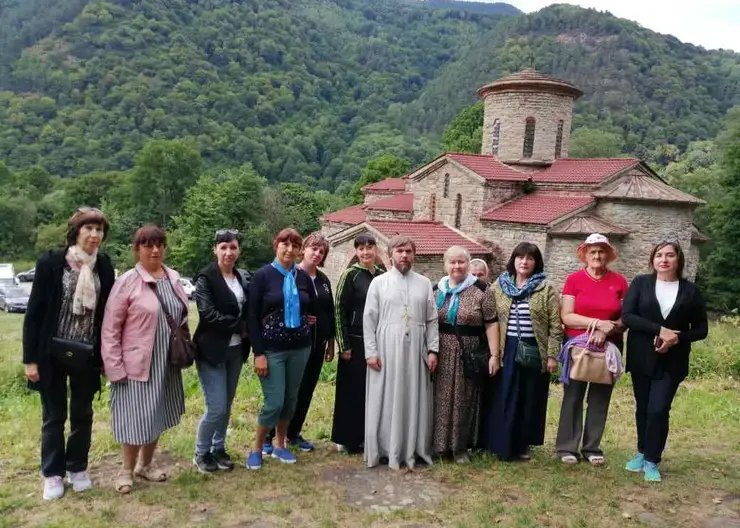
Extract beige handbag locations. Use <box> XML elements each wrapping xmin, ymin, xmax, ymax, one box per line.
<box><xmin>569</xmin><ymin>320</ymin><xmax>613</xmax><ymax>385</ymax></box>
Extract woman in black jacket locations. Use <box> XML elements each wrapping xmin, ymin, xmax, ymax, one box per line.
<box><xmin>191</xmin><ymin>229</ymin><xmax>251</xmax><ymax>474</ymax></box>
<box><xmin>22</xmin><ymin>208</ymin><xmax>115</xmax><ymax>500</ymax></box>
<box><xmin>622</xmin><ymin>240</ymin><xmax>708</xmax><ymax>483</ymax></box>
<box><xmin>331</xmin><ymin>234</ymin><xmax>385</xmax><ymax>454</ymax></box>
<box><xmin>265</xmin><ymin>232</ymin><xmax>335</xmax><ymax>453</ymax></box>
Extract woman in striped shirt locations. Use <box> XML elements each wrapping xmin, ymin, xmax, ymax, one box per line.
<box><xmin>482</xmin><ymin>242</ymin><xmax>562</xmax><ymax>461</ymax></box>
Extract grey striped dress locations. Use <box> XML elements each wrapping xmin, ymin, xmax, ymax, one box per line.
<box><xmin>110</xmin><ymin>278</ymin><xmax>186</xmax><ymax>445</ymax></box>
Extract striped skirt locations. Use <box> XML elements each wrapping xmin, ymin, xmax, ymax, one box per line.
<box><xmin>110</xmin><ymin>279</ymin><xmax>185</xmax><ymax>445</ymax></box>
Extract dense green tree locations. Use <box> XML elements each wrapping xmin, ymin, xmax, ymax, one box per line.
<box><xmin>442</xmin><ymin>102</ymin><xmax>483</xmax><ymax>154</ymax></box>
<box><xmin>0</xmin><ymin>196</ymin><xmax>37</xmax><ymax>258</ymax></box>
<box><xmin>349</xmin><ymin>153</ymin><xmax>411</xmax><ymax>204</ymax></box>
<box><xmin>128</xmin><ymin>140</ymin><xmax>203</xmax><ymax>228</ymax></box>
<box><xmin>168</xmin><ymin>165</ymin><xmax>272</xmax><ymax>275</ymax></box>
<box><xmin>34</xmin><ymin>222</ymin><xmax>66</xmax><ymax>253</ymax></box>
<box><xmin>568</xmin><ymin>128</ymin><xmax>625</xmax><ymax>158</ymax></box>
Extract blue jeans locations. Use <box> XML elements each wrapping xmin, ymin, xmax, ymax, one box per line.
<box><xmin>258</xmin><ymin>347</ymin><xmax>311</xmax><ymax>429</ymax></box>
<box><xmin>195</xmin><ymin>345</ymin><xmax>243</xmax><ymax>455</ymax></box>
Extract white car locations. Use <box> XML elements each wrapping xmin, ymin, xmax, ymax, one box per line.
<box><xmin>179</xmin><ymin>277</ymin><xmax>196</xmax><ymax>299</ymax></box>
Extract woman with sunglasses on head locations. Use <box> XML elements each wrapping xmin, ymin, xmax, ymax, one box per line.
<box><xmin>101</xmin><ymin>225</ymin><xmax>190</xmax><ymax>494</ymax></box>
<box><xmin>622</xmin><ymin>240</ymin><xmax>707</xmax><ymax>482</ymax></box>
<box><xmin>23</xmin><ymin>207</ymin><xmax>115</xmax><ymax>500</ymax></box>
<box><xmin>191</xmin><ymin>229</ymin><xmax>251</xmax><ymax>473</ymax></box>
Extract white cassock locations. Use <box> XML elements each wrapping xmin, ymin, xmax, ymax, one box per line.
<box><xmin>363</xmin><ymin>266</ymin><xmax>439</xmax><ymax>469</ymax></box>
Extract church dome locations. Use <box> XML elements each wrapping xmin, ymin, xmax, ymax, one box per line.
<box><xmin>478</xmin><ymin>68</ymin><xmax>583</xmax><ymax>99</ymax></box>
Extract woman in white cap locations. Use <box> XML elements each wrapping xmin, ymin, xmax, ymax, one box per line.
<box><xmin>555</xmin><ymin>233</ymin><xmax>628</xmax><ymax>466</ymax></box>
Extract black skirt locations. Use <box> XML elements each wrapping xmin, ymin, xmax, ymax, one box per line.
<box><xmin>482</xmin><ymin>336</ymin><xmax>549</xmax><ymax>460</ymax></box>
<box><xmin>331</xmin><ymin>334</ymin><xmax>367</xmax><ymax>450</ymax></box>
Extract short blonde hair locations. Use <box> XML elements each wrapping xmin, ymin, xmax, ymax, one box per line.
<box><xmin>387</xmin><ymin>235</ymin><xmax>415</xmax><ymax>258</ymax></box>
<box><xmin>443</xmin><ymin>245</ymin><xmax>471</xmax><ymax>265</ymax></box>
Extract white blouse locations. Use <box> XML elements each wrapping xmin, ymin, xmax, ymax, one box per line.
<box><xmin>655</xmin><ymin>279</ymin><xmax>679</xmax><ymax>319</ymax></box>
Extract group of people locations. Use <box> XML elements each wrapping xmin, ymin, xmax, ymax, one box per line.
<box><xmin>22</xmin><ymin>207</ymin><xmax>708</xmax><ymax>502</ymax></box>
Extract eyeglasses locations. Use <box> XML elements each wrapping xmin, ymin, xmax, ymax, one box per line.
<box><xmin>216</xmin><ymin>229</ymin><xmax>239</xmax><ymax>237</ymax></box>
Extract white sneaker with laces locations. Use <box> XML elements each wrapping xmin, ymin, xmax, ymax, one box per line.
<box><xmin>66</xmin><ymin>471</ymin><xmax>92</xmax><ymax>492</ymax></box>
<box><xmin>43</xmin><ymin>476</ymin><xmax>65</xmax><ymax>500</ymax></box>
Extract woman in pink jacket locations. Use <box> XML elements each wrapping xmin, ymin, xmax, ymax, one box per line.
<box><xmin>101</xmin><ymin>225</ymin><xmax>190</xmax><ymax>494</ymax></box>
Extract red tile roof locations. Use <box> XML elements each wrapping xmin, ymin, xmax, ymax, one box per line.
<box><xmin>445</xmin><ymin>154</ymin><xmax>639</xmax><ymax>184</ymax></box>
<box><xmin>365</xmin><ymin>193</ymin><xmax>414</xmax><ymax>212</ymax></box>
<box><xmin>367</xmin><ymin>221</ymin><xmax>489</xmax><ymax>255</ymax></box>
<box><xmin>481</xmin><ymin>194</ymin><xmax>594</xmax><ymax>224</ymax></box>
<box><xmin>321</xmin><ymin>204</ymin><xmax>366</xmax><ymax>224</ymax></box>
<box><xmin>533</xmin><ymin>158</ymin><xmax>639</xmax><ymax>184</ymax></box>
<box><xmin>363</xmin><ymin>178</ymin><xmax>406</xmax><ymax>192</ymax></box>
<box><xmin>447</xmin><ymin>153</ymin><xmax>530</xmax><ymax>182</ymax></box>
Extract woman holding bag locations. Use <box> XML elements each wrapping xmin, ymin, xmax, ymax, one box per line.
<box><xmin>101</xmin><ymin>225</ymin><xmax>190</xmax><ymax>494</ymax></box>
<box><xmin>622</xmin><ymin>240</ymin><xmax>707</xmax><ymax>482</ymax></box>
<box><xmin>555</xmin><ymin>233</ymin><xmax>628</xmax><ymax>467</ymax></box>
<box><xmin>482</xmin><ymin>242</ymin><xmax>561</xmax><ymax>461</ymax></box>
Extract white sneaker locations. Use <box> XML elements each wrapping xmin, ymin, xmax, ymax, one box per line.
<box><xmin>43</xmin><ymin>476</ymin><xmax>65</xmax><ymax>500</ymax></box>
<box><xmin>66</xmin><ymin>471</ymin><xmax>92</xmax><ymax>492</ymax></box>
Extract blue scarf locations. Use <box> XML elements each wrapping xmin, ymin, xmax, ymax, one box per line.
<box><xmin>436</xmin><ymin>274</ymin><xmax>478</xmax><ymax>325</ymax></box>
<box><xmin>497</xmin><ymin>271</ymin><xmax>546</xmax><ymax>300</ymax></box>
<box><xmin>271</xmin><ymin>259</ymin><xmax>301</xmax><ymax>328</ymax></box>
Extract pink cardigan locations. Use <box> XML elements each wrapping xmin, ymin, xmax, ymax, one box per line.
<box><xmin>101</xmin><ymin>263</ymin><xmax>189</xmax><ymax>382</ymax></box>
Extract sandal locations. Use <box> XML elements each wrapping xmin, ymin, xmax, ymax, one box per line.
<box><xmin>587</xmin><ymin>455</ymin><xmax>605</xmax><ymax>467</ymax></box>
<box><xmin>561</xmin><ymin>455</ymin><xmax>578</xmax><ymax>465</ymax></box>
<box><xmin>134</xmin><ymin>464</ymin><xmax>168</xmax><ymax>482</ymax></box>
<box><xmin>115</xmin><ymin>471</ymin><xmax>133</xmax><ymax>494</ymax></box>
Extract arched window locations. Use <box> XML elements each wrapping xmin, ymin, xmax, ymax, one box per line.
<box><xmin>554</xmin><ymin>119</ymin><xmax>564</xmax><ymax>159</ymax></box>
<box><xmin>430</xmin><ymin>193</ymin><xmax>436</xmax><ymax>221</ymax></box>
<box><xmin>523</xmin><ymin>117</ymin><xmax>536</xmax><ymax>158</ymax></box>
<box><xmin>443</xmin><ymin>173</ymin><xmax>450</xmax><ymax>198</ymax></box>
<box><xmin>455</xmin><ymin>193</ymin><xmax>462</xmax><ymax>228</ymax></box>
<box><xmin>491</xmin><ymin>118</ymin><xmax>501</xmax><ymax>155</ymax></box>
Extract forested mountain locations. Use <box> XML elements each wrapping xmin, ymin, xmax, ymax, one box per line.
<box><xmin>419</xmin><ymin>0</ymin><xmax>522</xmax><ymax>16</ymax></box>
<box><xmin>1</xmin><ymin>0</ymin><xmax>739</xmax><ymax>187</ymax></box>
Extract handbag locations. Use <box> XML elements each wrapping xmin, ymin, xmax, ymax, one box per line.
<box><xmin>261</xmin><ymin>309</ymin><xmax>311</xmax><ymax>346</ymax></box>
<box><xmin>569</xmin><ymin>319</ymin><xmax>613</xmax><ymax>385</ymax></box>
<box><xmin>452</xmin><ymin>324</ymin><xmax>489</xmax><ymax>383</ymax></box>
<box><xmin>148</xmin><ymin>282</ymin><xmax>196</xmax><ymax>369</ymax></box>
<box><xmin>51</xmin><ymin>337</ymin><xmax>94</xmax><ymax>370</ymax></box>
<box><xmin>513</xmin><ymin>300</ymin><xmax>542</xmax><ymax>371</ymax></box>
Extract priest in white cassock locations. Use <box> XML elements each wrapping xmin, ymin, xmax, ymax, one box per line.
<box><xmin>363</xmin><ymin>235</ymin><xmax>439</xmax><ymax>470</ymax></box>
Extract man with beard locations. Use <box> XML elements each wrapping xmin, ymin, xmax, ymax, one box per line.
<box><xmin>363</xmin><ymin>235</ymin><xmax>439</xmax><ymax>470</ymax></box>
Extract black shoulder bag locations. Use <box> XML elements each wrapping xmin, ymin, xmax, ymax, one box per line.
<box><xmin>148</xmin><ymin>282</ymin><xmax>196</xmax><ymax>369</ymax></box>
<box><xmin>452</xmin><ymin>324</ymin><xmax>490</xmax><ymax>384</ymax></box>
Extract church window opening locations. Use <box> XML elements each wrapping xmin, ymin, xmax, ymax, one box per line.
<box><xmin>491</xmin><ymin>119</ymin><xmax>501</xmax><ymax>155</ymax></box>
<box><xmin>430</xmin><ymin>193</ymin><xmax>436</xmax><ymax>221</ymax></box>
<box><xmin>443</xmin><ymin>173</ymin><xmax>450</xmax><ymax>198</ymax></box>
<box><xmin>555</xmin><ymin>120</ymin><xmax>564</xmax><ymax>158</ymax></box>
<box><xmin>455</xmin><ymin>193</ymin><xmax>462</xmax><ymax>228</ymax></box>
<box><xmin>523</xmin><ymin>117</ymin><xmax>536</xmax><ymax>158</ymax></box>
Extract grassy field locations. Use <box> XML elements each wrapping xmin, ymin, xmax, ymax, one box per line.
<box><xmin>1</xmin><ymin>310</ymin><xmax>739</xmax><ymax>528</ymax></box>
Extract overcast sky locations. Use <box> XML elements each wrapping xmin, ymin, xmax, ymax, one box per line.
<box><xmin>482</xmin><ymin>1</ymin><xmax>739</xmax><ymax>51</ymax></box>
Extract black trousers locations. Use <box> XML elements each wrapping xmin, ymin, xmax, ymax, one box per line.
<box><xmin>39</xmin><ymin>358</ymin><xmax>97</xmax><ymax>477</ymax></box>
<box><xmin>267</xmin><ymin>338</ymin><xmax>326</xmax><ymax>442</ymax></box>
<box><xmin>631</xmin><ymin>371</ymin><xmax>682</xmax><ymax>464</ymax></box>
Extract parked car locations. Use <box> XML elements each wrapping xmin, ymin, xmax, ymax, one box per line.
<box><xmin>179</xmin><ymin>277</ymin><xmax>195</xmax><ymax>300</ymax></box>
<box><xmin>17</xmin><ymin>268</ymin><xmax>35</xmax><ymax>282</ymax></box>
<box><xmin>0</xmin><ymin>263</ymin><xmax>19</xmax><ymax>286</ymax></box>
<box><xmin>0</xmin><ymin>286</ymin><xmax>30</xmax><ymax>313</ymax></box>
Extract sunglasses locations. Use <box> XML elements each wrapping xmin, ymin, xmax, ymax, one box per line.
<box><xmin>657</xmin><ymin>238</ymin><xmax>680</xmax><ymax>246</ymax></box>
<box><xmin>216</xmin><ymin>228</ymin><xmax>239</xmax><ymax>237</ymax></box>
<box><xmin>78</xmin><ymin>206</ymin><xmax>103</xmax><ymax>214</ymax></box>
<box><xmin>139</xmin><ymin>241</ymin><xmax>166</xmax><ymax>249</ymax></box>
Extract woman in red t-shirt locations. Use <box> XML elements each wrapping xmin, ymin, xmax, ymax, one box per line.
<box><xmin>555</xmin><ymin>234</ymin><xmax>628</xmax><ymax>467</ymax></box>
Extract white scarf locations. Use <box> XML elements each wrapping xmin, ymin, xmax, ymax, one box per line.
<box><xmin>66</xmin><ymin>245</ymin><xmax>98</xmax><ymax>315</ymax></box>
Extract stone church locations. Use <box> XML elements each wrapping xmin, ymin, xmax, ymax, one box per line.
<box><xmin>320</xmin><ymin>68</ymin><xmax>706</xmax><ymax>288</ymax></box>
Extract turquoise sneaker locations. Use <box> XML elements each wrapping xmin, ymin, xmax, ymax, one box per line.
<box><xmin>643</xmin><ymin>461</ymin><xmax>662</xmax><ymax>482</ymax></box>
<box><xmin>625</xmin><ymin>452</ymin><xmax>645</xmax><ymax>473</ymax></box>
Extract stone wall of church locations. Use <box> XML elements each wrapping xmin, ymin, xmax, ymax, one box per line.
<box><xmin>594</xmin><ymin>201</ymin><xmax>697</xmax><ymax>281</ymax></box>
<box><xmin>321</xmin><ymin>221</ymin><xmax>353</xmax><ymax>238</ymax></box>
<box><xmin>481</xmin><ymin>91</ymin><xmax>575</xmax><ymax>161</ymax></box>
<box><xmin>479</xmin><ymin>221</ymin><xmax>548</xmax><ymax>266</ymax></box>
<box><xmin>365</xmin><ymin>209</ymin><xmax>413</xmax><ymax>222</ymax></box>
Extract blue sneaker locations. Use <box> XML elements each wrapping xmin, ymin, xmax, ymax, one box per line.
<box><xmin>272</xmin><ymin>447</ymin><xmax>297</xmax><ymax>464</ymax></box>
<box><xmin>261</xmin><ymin>441</ymin><xmax>274</xmax><ymax>456</ymax></box>
<box><xmin>290</xmin><ymin>436</ymin><xmax>314</xmax><ymax>452</ymax></box>
<box><xmin>644</xmin><ymin>461</ymin><xmax>662</xmax><ymax>482</ymax></box>
<box><xmin>246</xmin><ymin>451</ymin><xmax>262</xmax><ymax>470</ymax></box>
<box><xmin>625</xmin><ymin>452</ymin><xmax>645</xmax><ymax>473</ymax></box>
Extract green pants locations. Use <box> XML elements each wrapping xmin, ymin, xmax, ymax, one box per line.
<box><xmin>257</xmin><ymin>346</ymin><xmax>311</xmax><ymax>429</ymax></box>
